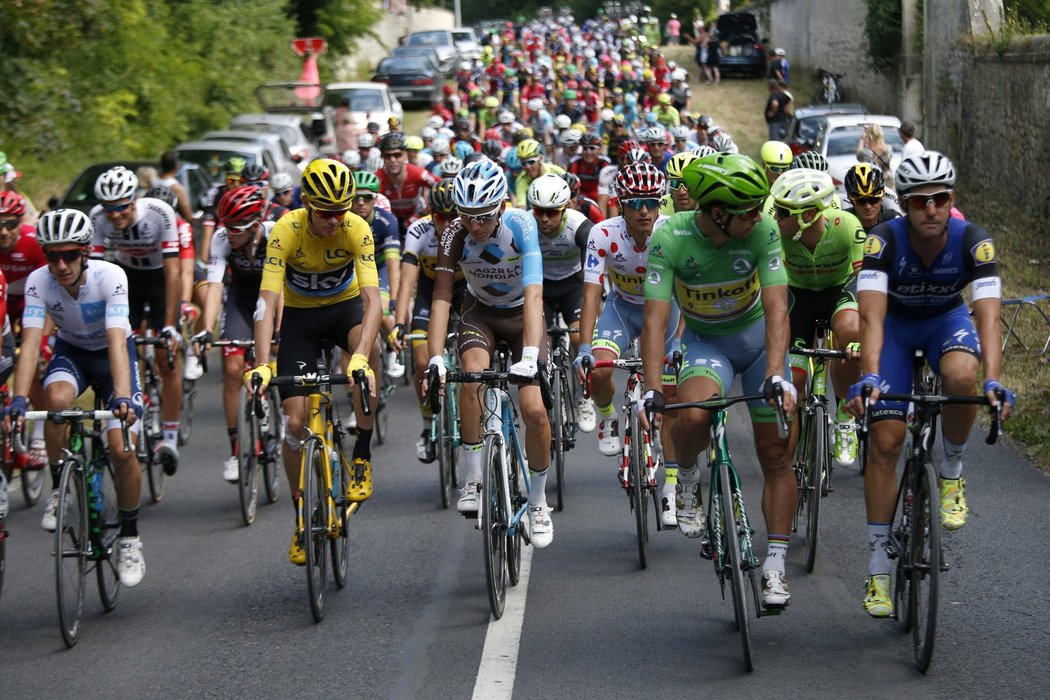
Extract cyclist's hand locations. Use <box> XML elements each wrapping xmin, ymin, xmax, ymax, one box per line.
<box><xmin>180</xmin><ymin>301</ymin><xmax>199</xmax><ymax>325</ymax></box>
<box><xmin>5</xmin><ymin>395</ymin><xmax>28</xmax><ymax>433</ymax></box>
<box><xmin>844</xmin><ymin>341</ymin><xmax>861</xmax><ymax>361</ymax></box>
<box><xmin>388</xmin><ymin>323</ymin><xmax>405</xmax><ymax>353</ymax></box>
<box><xmin>108</xmin><ymin>396</ymin><xmax>139</xmax><ymax>427</ymax></box>
<box><xmin>243</xmin><ymin>364</ymin><xmax>272</xmax><ymax>391</ymax></box>
<box><xmin>509</xmin><ymin>345</ymin><xmax>539</xmax><ymax>380</ymax></box>
<box><xmin>347</xmin><ymin>353</ymin><xmax>377</xmax><ymax>397</ymax></box>
<box><xmin>983</xmin><ymin>379</ymin><xmax>1016</xmax><ymax>420</ymax></box>
<box><xmin>191</xmin><ymin>330</ymin><xmax>214</xmax><ymax>351</ymax></box>
<box><xmin>846</xmin><ymin>372</ymin><xmax>883</xmax><ymax>418</ymax></box>
<box><xmin>161</xmin><ymin>324</ymin><xmax>183</xmax><ymax>350</ymax></box>
<box><xmin>639</xmin><ymin>389</ymin><xmax>664</xmax><ymax>430</ymax></box>
<box><xmin>574</xmin><ymin>342</ymin><xmax>595</xmax><ymax>382</ymax></box>
<box><xmin>763</xmin><ymin>374</ymin><xmax>797</xmax><ymax>415</ymax></box>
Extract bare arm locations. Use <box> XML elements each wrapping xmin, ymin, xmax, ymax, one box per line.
<box><xmin>577</xmin><ymin>282</ymin><xmax>604</xmax><ymax>354</ymax></box>
<box><xmin>394</xmin><ymin>262</ymin><xmax>420</xmax><ymax>329</ymax></box>
<box><xmin>200</xmin><ymin>282</ymin><xmax>223</xmax><ymax>335</ymax></box>
<box><xmin>522</xmin><ymin>284</ymin><xmax>544</xmax><ymax>352</ymax></box>
<box><xmin>12</xmin><ymin>326</ymin><xmax>43</xmax><ymax>398</ymax></box>
<box><xmin>162</xmin><ymin>256</ymin><xmax>181</xmax><ymax>327</ymax></box>
<box><xmin>253</xmin><ymin>289</ymin><xmax>280</xmax><ymax>367</ymax></box>
<box><xmin>642</xmin><ymin>299</ymin><xmax>672</xmax><ymax>393</ymax></box>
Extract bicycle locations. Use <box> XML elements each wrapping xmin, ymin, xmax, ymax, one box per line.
<box><xmin>178</xmin><ymin>303</ymin><xmax>200</xmax><ymax>446</ymax></box>
<box><xmin>407</xmin><ymin>330</ymin><xmax>461</xmax><ymax>509</ymax></box>
<box><xmin>439</xmin><ymin>342</ymin><xmax>549</xmax><ymax>620</ymax></box>
<box><xmin>546</xmin><ymin>323</ymin><xmax>579</xmax><ymax>513</ymax></box>
<box><xmin>0</xmin><ymin>384</ymin><xmax>45</xmax><ymax>507</ymax></box>
<box><xmin>133</xmin><ymin>331</ymin><xmax>174</xmax><ymax>503</ymax></box>
<box><xmin>199</xmin><ymin>339</ymin><xmax>283</xmax><ymax>526</ymax></box>
<box><xmin>583</xmin><ymin>355</ymin><xmax>663</xmax><ymax>569</ymax></box>
<box><xmin>14</xmin><ymin>402</ymin><xmax>131</xmax><ymax>648</ymax></box>
<box><xmin>660</xmin><ymin>390</ymin><xmax>790</xmax><ymax>672</ymax></box>
<box><xmin>814</xmin><ymin>68</ymin><xmax>846</xmax><ymax>105</ymax></box>
<box><xmin>859</xmin><ymin>350</ymin><xmax>1001</xmax><ymax>673</ymax></box>
<box><xmin>790</xmin><ymin>323</ymin><xmax>851</xmax><ymax>573</ymax></box>
<box><xmin>267</xmin><ymin>340</ymin><xmax>371</xmax><ymax>623</ymax></box>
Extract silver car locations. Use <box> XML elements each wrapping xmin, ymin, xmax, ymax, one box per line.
<box><xmin>815</xmin><ymin>114</ymin><xmax>905</xmax><ymax>198</ymax></box>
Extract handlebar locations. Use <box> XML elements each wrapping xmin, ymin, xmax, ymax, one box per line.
<box><xmin>12</xmin><ymin>409</ymin><xmax>131</xmax><ymax>454</ymax></box>
<box><xmin>134</xmin><ymin>334</ymin><xmax>176</xmax><ymax>371</ymax></box>
<box><xmin>791</xmin><ymin>347</ymin><xmax>849</xmax><ymax>360</ymax></box>
<box><xmin>351</xmin><ymin>370</ymin><xmax>372</xmax><ymax>416</ymax></box>
<box><xmin>859</xmin><ymin>387</ymin><xmax>1002</xmax><ymax>445</ymax></box>
<box><xmin>427</xmin><ymin>365</ymin><xmax>442</xmax><ymax>415</ymax></box>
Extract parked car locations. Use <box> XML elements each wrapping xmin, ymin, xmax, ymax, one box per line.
<box><xmin>253</xmin><ymin>82</ymin><xmax>337</xmax><ymax>155</ymax></box>
<box><xmin>815</xmin><ymin>114</ymin><xmax>905</xmax><ymax>196</ymax></box>
<box><xmin>325</xmin><ymin>82</ymin><xmax>403</xmax><ymax>133</ymax></box>
<box><xmin>715</xmin><ymin>11</ymin><xmax>766</xmax><ymax>78</ymax></box>
<box><xmin>404</xmin><ymin>30</ymin><xmax>459</xmax><ymax>72</ymax></box>
<box><xmin>173</xmin><ymin>140</ymin><xmax>297</xmax><ymax>185</ymax></box>
<box><xmin>199</xmin><ymin>130</ymin><xmax>302</xmax><ymax>174</ymax></box>
<box><xmin>372</xmin><ymin>56</ymin><xmax>443</xmax><ymax>109</ymax></box>
<box><xmin>390</xmin><ymin>46</ymin><xmax>448</xmax><ymax>75</ymax></box>
<box><xmin>49</xmin><ymin>160</ymin><xmax>210</xmax><ymax>217</ymax></box>
<box><xmin>229</xmin><ymin>113</ymin><xmax>319</xmax><ymax>165</ymax></box>
<box><xmin>784</xmin><ymin>103</ymin><xmax>869</xmax><ymax>155</ymax></box>
<box><xmin>451</xmin><ymin>28</ymin><xmax>482</xmax><ymax>61</ymax></box>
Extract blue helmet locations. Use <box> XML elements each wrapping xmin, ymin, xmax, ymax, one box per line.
<box><xmin>453</xmin><ymin>159</ymin><xmax>508</xmax><ymax>209</ymax></box>
<box><xmin>453</xmin><ymin>141</ymin><xmax>475</xmax><ymax>160</ymax></box>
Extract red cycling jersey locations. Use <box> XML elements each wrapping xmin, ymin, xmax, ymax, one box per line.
<box><xmin>177</xmin><ymin>217</ymin><xmax>195</xmax><ymax>260</ymax></box>
<box><xmin>0</xmin><ymin>224</ymin><xmax>47</xmax><ymax>327</ymax></box>
<box><xmin>376</xmin><ymin>163</ymin><xmax>438</xmax><ymax>229</ymax></box>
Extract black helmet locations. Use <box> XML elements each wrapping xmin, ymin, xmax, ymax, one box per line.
<box><xmin>454</xmin><ymin>115</ymin><xmax>471</xmax><ymax>131</ymax></box>
<box><xmin>558</xmin><ymin>171</ymin><xmax>581</xmax><ymax>197</ymax></box>
<box><xmin>240</xmin><ymin>163</ymin><xmax>269</xmax><ymax>183</ymax></box>
<box><xmin>482</xmin><ymin>139</ymin><xmax>505</xmax><ymax>160</ymax></box>
<box><xmin>379</xmin><ymin>131</ymin><xmax>407</xmax><ymax>152</ymax></box>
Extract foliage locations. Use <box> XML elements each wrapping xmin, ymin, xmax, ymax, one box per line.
<box><xmin>287</xmin><ymin>0</ymin><xmax>384</xmax><ymax>59</ymax></box>
<box><xmin>864</xmin><ymin>0</ymin><xmax>902</xmax><ymax>75</ymax></box>
<box><xmin>1004</xmin><ymin>0</ymin><xmax>1050</xmax><ymax>27</ymax></box>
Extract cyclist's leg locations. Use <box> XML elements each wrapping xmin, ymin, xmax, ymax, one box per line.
<box><xmin>150</xmin><ymin>294</ymin><xmax>183</xmax><ymax>445</ymax></box>
<box><xmin>95</xmin><ymin>338</ymin><xmax>144</xmax><ymax>518</ymax></box>
<box><xmin>455</xmin><ymin>295</ymin><xmax>495</xmax><ymax>510</ymax></box>
<box><xmin>275</xmin><ymin>310</ymin><xmax>322</xmax><ymax>495</ymax></box>
<box><xmin>591</xmin><ymin>296</ymin><xmax>634</xmax><ymax>454</ymax></box>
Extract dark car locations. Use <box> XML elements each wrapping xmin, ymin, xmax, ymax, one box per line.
<box><xmin>50</xmin><ymin>160</ymin><xmax>210</xmax><ymax>217</ymax></box>
<box><xmin>715</xmin><ymin>11</ymin><xmax>766</xmax><ymax>78</ymax></box>
<box><xmin>784</xmin><ymin>103</ymin><xmax>869</xmax><ymax>155</ymax></box>
<box><xmin>372</xmin><ymin>56</ymin><xmax>443</xmax><ymax>109</ymax></box>
<box><xmin>390</xmin><ymin>46</ymin><xmax>446</xmax><ymax>75</ymax></box>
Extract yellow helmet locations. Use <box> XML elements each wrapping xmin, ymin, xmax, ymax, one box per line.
<box><xmin>300</xmin><ymin>158</ymin><xmax>355</xmax><ymax>210</ymax></box>
<box><xmin>759</xmin><ymin>140</ymin><xmax>793</xmax><ymax>168</ymax></box>
<box><xmin>666</xmin><ymin>151</ymin><xmax>700</xmax><ymax>180</ymax></box>
<box><xmin>516</xmin><ymin>139</ymin><xmax>543</xmax><ymax>160</ymax></box>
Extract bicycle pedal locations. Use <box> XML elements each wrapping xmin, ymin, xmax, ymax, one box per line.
<box><xmin>759</xmin><ymin>606</ymin><xmax>785</xmax><ymax>617</ymax></box>
<box><xmin>461</xmin><ymin>509</ymin><xmax>479</xmax><ymax>520</ymax></box>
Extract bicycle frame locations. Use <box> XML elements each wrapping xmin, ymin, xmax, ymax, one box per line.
<box><xmin>706</xmin><ymin>408</ymin><xmax>759</xmax><ymax>580</ymax></box>
<box><xmin>480</xmin><ymin>381</ymin><xmax>531</xmax><ymax>536</ymax></box>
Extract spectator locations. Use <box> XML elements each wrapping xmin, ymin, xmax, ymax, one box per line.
<box><xmin>769</xmin><ymin>48</ymin><xmax>790</xmax><ymax>84</ymax></box>
<box><xmin>899</xmin><ymin>120</ymin><xmax>924</xmax><ymax>157</ymax></box>
<box><xmin>0</xmin><ymin>152</ymin><xmax>19</xmax><ymax>193</ymax></box>
<box><xmin>703</xmin><ymin>21</ymin><xmax>721</xmax><ymax>84</ymax></box>
<box><xmin>157</xmin><ymin>150</ymin><xmax>195</xmax><ymax>224</ymax></box>
<box><xmin>764</xmin><ymin>79</ymin><xmax>792</xmax><ymax>140</ymax></box>
<box><xmin>856</xmin><ymin>123</ymin><xmax>894</xmax><ymax>186</ymax></box>
<box><xmin>665</xmin><ymin>13</ymin><xmax>681</xmax><ymax>46</ymax></box>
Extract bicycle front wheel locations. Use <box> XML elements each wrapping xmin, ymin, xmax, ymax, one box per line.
<box><xmin>481</xmin><ymin>434</ymin><xmax>507</xmax><ymax>619</ymax></box>
<box><xmin>143</xmin><ymin>389</ymin><xmax>165</xmax><ymax>503</ymax></box>
<box><xmin>331</xmin><ymin>442</ymin><xmax>350</xmax><ymax>589</ymax></box>
<box><xmin>55</xmin><ymin>461</ymin><xmax>88</xmax><ymax>648</ymax></box>
<box><xmin>261</xmin><ymin>389</ymin><xmax>283</xmax><ymax>504</ymax></box>
<box><xmin>910</xmin><ymin>461</ymin><xmax>941</xmax><ymax>673</ymax></box>
<box><xmin>178</xmin><ymin>378</ymin><xmax>195</xmax><ymax>446</ymax></box>
<box><xmin>302</xmin><ymin>439</ymin><xmax>329</xmax><ymax>622</ymax></box>
<box><xmin>236</xmin><ymin>388</ymin><xmax>260</xmax><ymax>527</ymax></box>
<box><xmin>437</xmin><ymin>411</ymin><xmax>452</xmax><ymax>509</ymax></box>
<box><xmin>804</xmin><ymin>404</ymin><xmax>827</xmax><ymax>573</ymax></box>
<box><xmin>720</xmin><ymin>462</ymin><xmax>753</xmax><ymax>672</ymax></box>
<box><xmin>550</xmin><ymin>368</ymin><xmax>566</xmax><ymax>512</ymax></box>
<box><xmin>629</xmin><ymin>412</ymin><xmax>648</xmax><ymax>569</ymax></box>
<box><xmin>506</xmin><ymin>433</ymin><xmax>523</xmax><ymax>587</ymax></box>
<box><xmin>95</xmin><ymin>458</ymin><xmax>121</xmax><ymax>612</ymax></box>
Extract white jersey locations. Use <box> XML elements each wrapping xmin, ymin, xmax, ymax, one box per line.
<box><xmin>22</xmin><ymin>260</ymin><xmax>131</xmax><ymax>351</ymax></box>
<box><xmin>597</xmin><ymin>164</ymin><xmax>618</xmax><ymax>196</ymax></box>
<box><xmin>583</xmin><ymin>214</ymin><xmax>669</xmax><ymax>304</ymax></box>
<box><xmin>403</xmin><ymin>215</ymin><xmax>442</xmax><ymax>280</ymax></box>
<box><xmin>207</xmin><ymin>221</ymin><xmax>276</xmax><ymax>284</ymax></box>
<box><xmin>537</xmin><ymin>208</ymin><xmax>593</xmax><ymax>280</ymax></box>
<box><xmin>90</xmin><ymin>197</ymin><xmax>180</xmax><ymax>271</ymax></box>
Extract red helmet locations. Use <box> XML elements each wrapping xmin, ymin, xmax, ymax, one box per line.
<box><xmin>614</xmin><ymin>162</ymin><xmax>667</xmax><ymax>199</ymax></box>
<box><xmin>218</xmin><ymin>185</ymin><xmax>267</xmax><ymax>228</ymax></box>
<box><xmin>622</xmin><ymin>148</ymin><xmax>652</xmax><ymax>165</ymax></box>
<box><xmin>618</xmin><ymin>139</ymin><xmax>641</xmax><ymax>161</ymax></box>
<box><xmin>0</xmin><ymin>191</ymin><xmax>26</xmax><ymax>217</ymax></box>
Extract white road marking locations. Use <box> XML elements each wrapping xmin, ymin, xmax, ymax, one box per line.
<box><xmin>471</xmin><ymin>544</ymin><xmax>535</xmax><ymax>700</ymax></box>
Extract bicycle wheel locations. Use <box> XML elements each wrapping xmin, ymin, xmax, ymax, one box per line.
<box><xmin>629</xmin><ymin>411</ymin><xmax>648</xmax><ymax>569</ymax></box>
<box><xmin>893</xmin><ymin>463</ymin><xmax>914</xmax><ymax>632</ymax></box>
<box><xmin>720</xmin><ymin>462</ymin><xmax>753</xmax><ymax>672</ymax></box>
<box><xmin>481</xmin><ymin>434</ymin><xmax>507</xmax><ymax>619</ymax></box>
<box><xmin>550</xmin><ymin>368</ymin><xmax>566</xmax><ymax>512</ymax></box>
<box><xmin>236</xmin><ymin>388</ymin><xmax>260</xmax><ymax>526</ymax></box>
<box><xmin>374</xmin><ymin>393</ymin><xmax>388</xmax><ymax>445</ymax></box>
<box><xmin>302</xmin><ymin>439</ymin><xmax>329</xmax><ymax>623</ymax></box>
<box><xmin>506</xmin><ymin>434</ymin><xmax>523</xmax><ymax>587</ymax></box>
<box><xmin>178</xmin><ymin>378</ymin><xmax>195</xmax><ymax>446</ymax></box>
<box><xmin>910</xmin><ymin>461</ymin><xmax>941</xmax><ymax>673</ymax></box>
<box><xmin>17</xmin><ymin>421</ymin><xmax>46</xmax><ymax>506</ymax></box>
<box><xmin>445</xmin><ymin>387</ymin><xmax>459</xmax><ymax>489</ymax></box>
<box><xmin>95</xmin><ymin>458</ymin><xmax>121</xmax><ymax>612</ymax></box>
<box><xmin>55</xmin><ymin>461</ymin><xmax>88</xmax><ymax>648</ymax></box>
<box><xmin>804</xmin><ymin>404</ymin><xmax>827</xmax><ymax>573</ymax></box>
<box><xmin>331</xmin><ymin>444</ymin><xmax>350</xmax><ymax>590</ymax></box>
<box><xmin>144</xmin><ymin>385</ymin><xmax>165</xmax><ymax>503</ymax></box>
<box><xmin>261</xmin><ymin>389</ymin><xmax>283</xmax><ymax>504</ymax></box>
<box><xmin>436</xmin><ymin>411</ymin><xmax>452</xmax><ymax>509</ymax></box>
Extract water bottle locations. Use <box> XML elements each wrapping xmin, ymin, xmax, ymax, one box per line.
<box><xmin>329</xmin><ymin>445</ymin><xmax>341</xmax><ymax>491</ymax></box>
<box><xmin>90</xmin><ymin>464</ymin><xmax>104</xmax><ymax>512</ymax></box>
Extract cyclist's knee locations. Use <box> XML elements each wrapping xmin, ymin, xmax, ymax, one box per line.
<box><xmin>519</xmin><ymin>394</ymin><xmax>548</xmax><ymax>429</ymax></box>
<box><xmin>755</xmin><ymin>437</ymin><xmax>792</xmax><ymax>471</ymax></box>
<box><xmin>869</xmin><ymin>421</ymin><xmax>905</xmax><ymax>466</ymax></box>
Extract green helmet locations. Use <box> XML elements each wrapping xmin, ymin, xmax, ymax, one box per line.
<box><xmin>681</xmin><ymin>154</ymin><xmax>770</xmax><ymax>209</ymax></box>
<box><xmin>353</xmin><ymin>170</ymin><xmax>381</xmax><ymax>193</ymax></box>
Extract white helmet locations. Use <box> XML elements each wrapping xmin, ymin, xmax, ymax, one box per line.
<box><xmin>420</xmin><ymin>126</ymin><xmax>437</xmax><ymax>140</ymax></box>
<box><xmin>712</xmin><ymin>132</ymin><xmax>738</xmax><ymax>153</ymax></box>
<box><xmin>641</xmin><ymin>127</ymin><xmax>666</xmax><ymax>144</ymax></box>
<box><xmin>363</xmin><ymin>154</ymin><xmax>383</xmax><ymax>172</ymax></box>
<box><xmin>37</xmin><ymin>209</ymin><xmax>93</xmax><ymax>246</ymax></box>
<box><xmin>559</xmin><ymin>130</ymin><xmax>582</xmax><ymax>146</ymax></box>
<box><xmin>895</xmin><ymin>150</ymin><xmax>957</xmax><ymax>193</ymax></box>
<box><xmin>453</xmin><ymin>159</ymin><xmax>508</xmax><ymax>207</ymax></box>
<box><xmin>497</xmin><ymin>109</ymin><xmax>515</xmax><ymax>125</ymax></box>
<box><xmin>427</xmin><ymin>115</ymin><xmax>445</xmax><ymax>130</ymax></box>
<box><xmin>358</xmin><ymin>133</ymin><xmax>375</xmax><ymax>149</ymax></box>
<box><xmin>670</xmin><ymin>125</ymin><xmax>691</xmax><ymax>140</ymax></box>
<box><xmin>94</xmin><ymin>166</ymin><xmax>138</xmax><ymax>202</ymax></box>
<box><xmin>554</xmin><ymin>114</ymin><xmax>572</xmax><ymax>130</ymax></box>
<box><xmin>691</xmin><ymin>145</ymin><xmax>718</xmax><ymax>159</ymax></box>
<box><xmin>600</xmin><ymin>108</ymin><xmax>615</xmax><ymax>122</ymax></box>
<box><xmin>770</xmin><ymin>169</ymin><xmax>836</xmax><ymax>211</ymax></box>
<box><xmin>527</xmin><ymin>173</ymin><xmax>571</xmax><ymax>209</ymax></box>
<box><xmin>439</xmin><ymin>156</ymin><xmax>463</xmax><ymax>177</ymax></box>
<box><xmin>430</xmin><ymin>137</ymin><xmax>451</xmax><ymax>156</ymax></box>
<box><xmin>270</xmin><ymin>172</ymin><xmax>295</xmax><ymax>194</ymax></box>
<box><xmin>341</xmin><ymin>150</ymin><xmax>361</xmax><ymax>168</ymax></box>
<box><xmin>527</xmin><ymin>97</ymin><xmax>544</xmax><ymax>111</ymax></box>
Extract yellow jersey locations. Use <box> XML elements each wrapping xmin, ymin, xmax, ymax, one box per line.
<box><xmin>260</xmin><ymin>208</ymin><xmax>379</xmax><ymax>308</ymax></box>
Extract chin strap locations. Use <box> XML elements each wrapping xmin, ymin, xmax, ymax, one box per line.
<box><xmin>792</xmin><ymin>212</ymin><xmax>821</xmax><ymax>241</ymax></box>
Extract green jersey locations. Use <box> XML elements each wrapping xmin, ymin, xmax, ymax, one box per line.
<box><xmin>515</xmin><ymin>163</ymin><xmax>566</xmax><ymax>205</ymax></box>
<box><xmin>646</xmin><ymin>211</ymin><xmax>787</xmax><ymax>336</ymax></box>
<box><xmin>779</xmin><ymin>209</ymin><xmax>865</xmax><ymax>291</ymax></box>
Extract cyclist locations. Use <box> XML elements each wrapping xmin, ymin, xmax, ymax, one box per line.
<box><xmin>760</xmin><ymin>140</ymin><xmax>793</xmax><ymax>187</ymax></box>
<box><xmin>770</xmin><ymin>169</ymin><xmax>865</xmax><ymax>466</ymax></box>
<box><xmin>641</xmin><ymin>127</ymin><xmax>672</xmax><ymax>172</ymax></box>
<box><xmin>560</xmin><ymin>172</ymin><xmax>605</xmax><ymax>224</ymax></box>
<box><xmin>577</xmin><ymin>162</ymin><xmax>684</xmax><ymax>528</ymax></box>
<box><xmin>846</xmin><ymin>151</ymin><xmax>1014</xmax><ymax>617</ymax></box>
<box><xmin>642</xmin><ymin>154</ymin><xmax>798</xmax><ymax>608</ymax></box>
<box><xmin>393</xmin><ymin>181</ymin><xmax>467</xmax><ymax>462</ymax></box>
<box><xmin>527</xmin><ymin>174</ymin><xmax>597</xmax><ymax>433</ymax></box>
<box><xmin>659</xmin><ymin>150</ymin><xmax>700</xmax><ymax>215</ymax></box>
<box><xmin>245</xmin><ymin>159</ymin><xmax>381</xmax><ymax>566</ymax></box>
<box><xmin>351</xmin><ymin>170</ymin><xmax>403</xmax><ymax>379</ymax></box>
<box><xmin>195</xmin><ymin>186</ymin><xmax>275</xmax><ymax>483</ymax></box>
<box><xmin>271</xmin><ymin>172</ymin><xmax>296</xmax><ymax>212</ymax></box>
<box><xmin>422</xmin><ymin>160</ymin><xmax>555</xmax><ymax>548</ymax></box>
<box><xmin>568</xmin><ymin>132</ymin><xmax>610</xmax><ymax>203</ymax></box>
<box><xmin>842</xmin><ymin>163</ymin><xmax>901</xmax><ymax>232</ymax></box>
<box><xmin>90</xmin><ymin>166</ymin><xmax>184</xmax><ymax>475</ymax></box>
<box><xmin>376</xmin><ymin>131</ymin><xmax>439</xmax><ymax>235</ymax></box>
<box><xmin>514</xmin><ymin>139</ymin><xmax>565</xmax><ymax>207</ymax></box>
<box><xmin>8</xmin><ymin>209</ymin><xmax>145</xmax><ymax>586</ymax></box>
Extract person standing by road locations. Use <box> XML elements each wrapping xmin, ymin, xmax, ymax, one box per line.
<box><xmin>665</xmin><ymin>13</ymin><xmax>681</xmax><ymax>45</ymax></box>
<box><xmin>765</xmin><ymin>80</ymin><xmax>792</xmax><ymax>140</ymax></box>
<box><xmin>769</xmin><ymin>48</ymin><xmax>790</xmax><ymax>84</ymax></box>
<box><xmin>898</xmin><ymin>120</ymin><xmax>924</xmax><ymax>157</ymax></box>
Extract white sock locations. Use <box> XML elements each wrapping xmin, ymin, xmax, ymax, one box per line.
<box><xmin>528</xmin><ymin>470</ymin><xmax>548</xmax><ymax>506</ymax></box>
<box><xmin>867</xmin><ymin>522</ymin><xmax>891</xmax><ymax>576</ymax></box>
<box><xmin>939</xmin><ymin>436</ymin><xmax>966</xmax><ymax>479</ymax></box>
<box><xmin>462</xmin><ymin>443</ymin><xmax>483</xmax><ymax>484</ymax></box>
<box><xmin>762</xmin><ymin>537</ymin><xmax>789</xmax><ymax>575</ymax></box>
<box><xmin>163</xmin><ymin>423</ymin><xmax>179</xmax><ymax>444</ymax></box>
<box><xmin>32</xmin><ymin>419</ymin><xmax>44</xmax><ymax>442</ymax></box>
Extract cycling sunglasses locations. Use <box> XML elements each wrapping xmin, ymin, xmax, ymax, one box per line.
<box><xmin>766</xmin><ymin>164</ymin><xmax>790</xmax><ymax>174</ymax></box>
<box><xmin>521</xmin><ymin>157</ymin><xmax>542</xmax><ymax>168</ymax></box>
<box><xmin>668</xmin><ymin>178</ymin><xmax>685</xmax><ymax>191</ymax></box>
<box><xmin>850</xmin><ymin>196</ymin><xmax>882</xmax><ymax>208</ymax></box>
<box><xmin>226</xmin><ymin>218</ymin><xmax>260</xmax><ymax>233</ymax></box>
<box><xmin>772</xmin><ymin>204</ymin><xmax>807</xmax><ymax>220</ymax></box>
<box><xmin>44</xmin><ymin>248</ymin><xmax>83</xmax><ymax>264</ymax></box>
<box><xmin>726</xmin><ymin>203</ymin><xmax>765</xmax><ymax>220</ymax></box>
<box><xmin>353</xmin><ymin>193</ymin><xmax>376</xmax><ymax>203</ymax></box>
<box><xmin>312</xmin><ymin>207</ymin><xmax>349</xmax><ymax>220</ymax></box>
<box><xmin>620</xmin><ymin>197</ymin><xmax>661</xmax><ymax>211</ymax></box>
<box><xmin>102</xmin><ymin>200</ymin><xmax>134</xmax><ymax>213</ymax></box>
<box><xmin>904</xmin><ymin>190</ymin><xmax>952</xmax><ymax>210</ymax></box>
<box><xmin>532</xmin><ymin>206</ymin><xmax>565</xmax><ymax>218</ymax></box>
<box><xmin>0</xmin><ymin>219</ymin><xmax>21</xmax><ymax>230</ymax></box>
<box><xmin>459</xmin><ymin>207</ymin><xmax>501</xmax><ymax>224</ymax></box>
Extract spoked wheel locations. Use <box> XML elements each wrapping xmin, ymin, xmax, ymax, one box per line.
<box><xmin>374</xmin><ymin>393</ymin><xmax>389</xmax><ymax>445</ymax></box>
<box><xmin>95</xmin><ymin>459</ymin><xmax>121</xmax><ymax>612</ymax></box>
<box><xmin>804</xmin><ymin>405</ymin><xmax>827</xmax><ymax>573</ymax></box>
<box><xmin>437</xmin><ymin>411</ymin><xmax>452</xmax><ymax>509</ymax></box>
<box><xmin>481</xmin><ymin>435</ymin><xmax>507</xmax><ymax>620</ymax></box>
<box><xmin>330</xmin><ymin>445</ymin><xmax>351</xmax><ymax>590</ymax></box>
<box><xmin>55</xmin><ymin>462</ymin><xmax>88</xmax><ymax>648</ymax></box>
<box><xmin>720</xmin><ymin>462</ymin><xmax>753</xmax><ymax>672</ymax></box>
<box><xmin>910</xmin><ymin>462</ymin><xmax>941</xmax><ymax>673</ymax></box>
<box><xmin>550</xmin><ymin>369</ymin><xmax>566</xmax><ymax>512</ymax></box>
<box><xmin>302</xmin><ymin>439</ymin><xmax>329</xmax><ymax>623</ymax></box>
<box><xmin>0</xmin><ymin>519</ymin><xmax>6</xmax><ymax>603</ymax></box>
<box><xmin>236</xmin><ymin>388</ymin><xmax>260</xmax><ymax>526</ymax></box>
<box><xmin>629</xmin><ymin>413</ymin><xmax>649</xmax><ymax>570</ymax></box>
<box><xmin>178</xmin><ymin>379</ymin><xmax>195</xmax><ymax>446</ymax></box>
<box><xmin>894</xmin><ymin>473</ymin><xmax>914</xmax><ymax>632</ymax></box>
<box><xmin>144</xmin><ymin>392</ymin><xmax>165</xmax><ymax>503</ymax></box>
<box><xmin>506</xmin><ymin>436</ymin><xmax>523</xmax><ymax>587</ymax></box>
<box><xmin>261</xmin><ymin>389</ymin><xmax>283</xmax><ymax>504</ymax></box>
<box><xmin>21</xmin><ymin>467</ymin><xmax>45</xmax><ymax>507</ymax></box>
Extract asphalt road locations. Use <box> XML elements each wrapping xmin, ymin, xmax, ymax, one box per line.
<box><xmin>2</xmin><ymin>365</ymin><xmax>1048</xmax><ymax>698</ymax></box>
